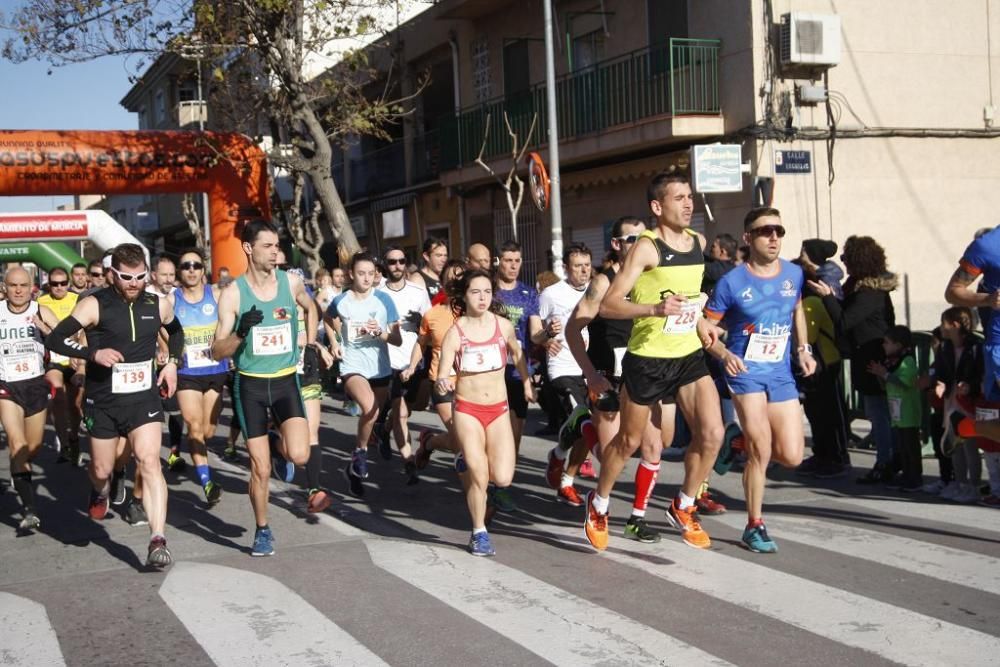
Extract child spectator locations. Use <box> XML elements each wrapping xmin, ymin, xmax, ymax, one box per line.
<box><xmin>868</xmin><ymin>325</ymin><xmax>922</xmax><ymax>491</ymax></box>
<box><xmin>918</xmin><ymin>327</ymin><xmax>951</xmax><ymax>493</ymax></box>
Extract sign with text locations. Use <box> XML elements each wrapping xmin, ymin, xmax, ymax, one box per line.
<box><xmin>691</xmin><ymin>144</ymin><xmax>743</xmax><ymax>193</ymax></box>
<box><xmin>775</xmin><ymin>150</ymin><xmax>812</xmax><ymax>174</ymax></box>
<box><xmin>0</xmin><ymin>213</ymin><xmax>88</xmax><ymax>240</ymax></box>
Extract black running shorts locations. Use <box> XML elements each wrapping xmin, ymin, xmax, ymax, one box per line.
<box><xmin>83</xmin><ymin>391</ymin><xmax>163</xmax><ymax>439</ymax></box>
<box><xmin>177</xmin><ymin>372</ymin><xmax>228</xmax><ymax>394</ymax></box>
<box><xmin>622</xmin><ymin>349</ymin><xmax>710</xmax><ymax>406</ymax></box>
<box><xmin>0</xmin><ymin>376</ymin><xmax>51</xmax><ymax>417</ymax></box>
<box><xmin>504</xmin><ymin>372</ymin><xmax>529</xmax><ymax>419</ymax></box>
<box><xmin>233</xmin><ymin>373</ymin><xmax>305</xmax><ymax>440</ymax></box>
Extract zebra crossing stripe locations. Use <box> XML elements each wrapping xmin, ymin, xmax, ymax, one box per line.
<box><xmin>817</xmin><ymin>494</ymin><xmax>1000</xmax><ymax>531</ymax></box>
<box><xmin>0</xmin><ymin>592</ymin><xmax>66</xmax><ymax>666</ymax></box>
<box><xmin>545</xmin><ymin>522</ymin><xmax>1000</xmax><ymax>666</ymax></box>
<box><xmin>159</xmin><ymin>562</ymin><xmax>387</xmax><ymax>667</ymax></box>
<box><xmin>365</xmin><ymin>539</ymin><xmax>734</xmax><ymax>667</ymax></box>
<box><xmin>711</xmin><ymin>512</ymin><xmax>1000</xmax><ymax>595</ymax></box>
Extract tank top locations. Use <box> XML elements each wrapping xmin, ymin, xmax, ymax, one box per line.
<box><xmin>421</xmin><ymin>270</ymin><xmax>442</xmax><ymax>302</ymax></box>
<box><xmin>296</xmin><ymin>308</ymin><xmax>308</xmax><ymax>375</ymax></box>
<box><xmin>37</xmin><ymin>292</ymin><xmax>78</xmax><ymax>366</ymax></box>
<box><xmin>85</xmin><ymin>288</ymin><xmax>162</xmax><ymax>401</ymax></box>
<box><xmin>453</xmin><ymin>314</ymin><xmax>509</xmax><ymax>375</ymax></box>
<box><xmin>173</xmin><ymin>285</ymin><xmax>228</xmax><ymax>376</ymax></box>
<box><xmin>628</xmin><ymin>228</ymin><xmax>705</xmax><ymax>359</ymax></box>
<box><xmin>0</xmin><ymin>300</ymin><xmax>45</xmax><ymax>383</ymax></box>
<box><xmin>587</xmin><ymin>267</ymin><xmax>634</xmax><ymax>376</ymax></box>
<box><xmin>233</xmin><ymin>270</ymin><xmax>299</xmax><ymax>378</ymax></box>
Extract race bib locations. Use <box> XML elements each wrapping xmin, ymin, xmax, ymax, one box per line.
<box><xmin>1</xmin><ymin>341</ymin><xmax>44</xmax><ymax>382</ymax></box>
<box><xmin>889</xmin><ymin>397</ymin><xmax>902</xmax><ymax>422</ymax></box>
<box><xmin>460</xmin><ymin>344</ymin><xmax>503</xmax><ymax>373</ymax></box>
<box><xmin>743</xmin><ymin>333</ymin><xmax>789</xmax><ymax>363</ymax></box>
<box><xmin>662</xmin><ymin>301</ymin><xmax>699</xmax><ymax>334</ymax></box>
<box><xmin>613</xmin><ymin>346</ymin><xmax>627</xmax><ymax>378</ymax></box>
<box><xmin>251</xmin><ymin>323</ymin><xmax>293</xmax><ymax>356</ymax></box>
<box><xmin>346</xmin><ymin>320</ymin><xmax>370</xmax><ymax>343</ymax></box>
<box><xmin>976</xmin><ymin>407</ymin><xmax>999</xmax><ymax>421</ymax></box>
<box><xmin>185</xmin><ymin>342</ymin><xmax>216</xmax><ymax>369</ymax></box>
<box><xmin>112</xmin><ymin>360</ymin><xmax>153</xmax><ymax>394</ymax></box>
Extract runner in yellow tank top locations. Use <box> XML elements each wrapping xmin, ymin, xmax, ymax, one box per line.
<box><xmin>38</xmin><ymin>267</ymin><xmax>84</xmax><ymax>465</ymax></box>
<box><xmin>583</xmin><ymin>173</ymin><xmax>724</xmax><ymax>551</ymax></box>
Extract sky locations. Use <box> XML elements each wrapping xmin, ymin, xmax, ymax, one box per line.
<box><xmin>0</xmin><ymin>55</ymin><xmax>137</xmax><ymax>213</ymax></box>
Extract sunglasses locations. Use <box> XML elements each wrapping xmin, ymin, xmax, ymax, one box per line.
<box><xmin>179</xmin><ymin>261</ymin><xmax>204</xmax><ymax>271</ymax></box>
<box><xmin>49</xmin><ymin>280</ymin><xmax>69</xmax><ymax>287</ymax></box>
<box><xmin>111</xmin><ymin>268</ymin><xmax>148</xmax><ymax>283</ymax></box>
<box><xmin>89</xmin><ymin>272</ymin><xmax>103</xmax><ymax>278</ymax></box>
<box><xmin>749</xmin><ymin>224</ymin><xmax>786</xmax><ymax>239</ymax></box>
<box><xmin>386</xmin><ymin>258</ymin><xmax>407</xmax><ymax>265</ymax></box>
<box><xmin>614</xmin><ymin>234</ymin><xmax>639</xmax><ymax>244</ymax></box>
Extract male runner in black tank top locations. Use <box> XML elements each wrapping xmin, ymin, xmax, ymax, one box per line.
<box><xmin>47</xmin><ymin>243</ymin><xmax>185</xmax><ymax>567</ymax></box>
<box><xmin>408</xmin><ymin>236</ymin><xmax>448</xmax><ymax>301</ymax></box>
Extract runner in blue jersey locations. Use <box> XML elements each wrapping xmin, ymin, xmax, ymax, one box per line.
<box><xmin>703</xmin><ymin>207</ymin><xmax>816</xmax><ymax>553</ymax></box>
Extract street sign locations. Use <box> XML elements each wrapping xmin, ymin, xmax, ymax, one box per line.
<box><xmin>691</xmin><ymin>144</ymin><xmax>743</xmax><ymax>193</ymax></box>
<box><xmin>775</xmin><ymin>150</ymin><xmax>812</xmax><ymax>174</ymax></box>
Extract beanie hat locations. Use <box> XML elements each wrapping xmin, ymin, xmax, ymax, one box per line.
<box><xmin>801</xmin><ymin>239</ymin><xmax>838</xmax><ymax>265</ymax></box>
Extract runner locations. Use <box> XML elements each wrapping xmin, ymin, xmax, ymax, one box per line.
<box><xmin>147</xmin><ymin>257</ymin><xmax>185</xmax><ymax>472</ymax></box>
<box><xmin>171</xmin><ymin>249</ymin><xmax>226</xmax><ymax>505</ymax></box>
<box><xmin>46</xmin><ymin>243</ymin><xmax>183</xmax><ymax>567</ymax></box>
<box><xmin>324</xmin><ymin>252</ymin><xmax>402</xmax><ymax>498</ymax></box>
<box><xmin>1</xmin><ymin>268</ymin><xmax>60</xmax><ymax>532</ymax></box>
<box><xmin>69</xmin><ymin>262</ymin><xmax>89</xmax><ymax>293</ymax></box>
<box><xmin>703</xmin><ymin>207</ymin><xmax>815</xmax><ymax>552</ymax></box>
<box><xmin>37</xmin><ymin>266</ymin><xmax>82</xmax><ymax>465</ymax></box>
<box><xmin>585</xmin><ymin>172</ymin><xmax>724</xmax><ymax>551</ymax></box>
<box><xmin>465</xmin><ymin>243</ymin><xmax>492</xmax><ymax>271</ymax></box>
<box><xmin>211</xmin><ymin>220</ymin><xmax>316</xmax><ymax>556</ymax></box>
<box><xmin>436</xmin><ymin>269</ymin><xmax>535</xmax><ymax>556</ymax></box>
<box><xmin>409</xmin><ymin>237</ymin><xmax>449</xmax><ymax>302</ymax></box>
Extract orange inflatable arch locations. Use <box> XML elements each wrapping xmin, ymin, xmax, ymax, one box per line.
<box><xmin>0</xmin><ymin>130</ymin><xmax>270</xmax><ymax>280</ymax></box>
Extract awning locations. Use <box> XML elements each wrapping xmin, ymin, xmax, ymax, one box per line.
<box><xmin>559</xmin><ymin>151</ymin><xmax>690</xmax><ymax>192</ymax></box>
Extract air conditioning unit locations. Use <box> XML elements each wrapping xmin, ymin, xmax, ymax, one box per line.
<box><xmin>780</xmin><ymin>13</ymin><xmax>841</xmax><ymax>67</ymax></box>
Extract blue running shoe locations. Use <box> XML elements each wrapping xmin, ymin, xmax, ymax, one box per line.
<box><xmin>468</xmin><ymin>531</ymin><xmax>496</xmax><ymax>557</ymax></box>
<box><xmin>454</xmin><ymin>452</ymin><xmax>468</xmax><ymax>474</ymax></box>
<box><xmin>742</xmin><ymin>523</ymin><xmax>778</xmax><ymax>553</ymax></box>
<box><xmin>251</xmin><ymin>526</ymin><xmax>275</xmax><ymax>557</ymax></box>
<box><xmin>271</xmin><ymin>453</ymin><xmax>295</xmax><ymax>483</ymax></box>
<box><xmin>351</xmin><ymin>449</ymin><xmax>369</xmax><ymax>480</ymax></box>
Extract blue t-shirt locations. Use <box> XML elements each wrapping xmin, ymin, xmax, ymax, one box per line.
<box><xmin>961</xmin><ymin>227</ymin><xmax>1000</xmax><ymax>345</ymax></box>
<box><xmin>327</xmin><ymin>290</ymin><xmax>399</xmax><ymax>379</ymax></box>
<box><xmin>705</xmin><ymin>260</ymin><xmax>803</xmax><ymax>377</ymax></box>
<box><xmin>496</xmin><ymin>281</ymin><xmax>539</xmax><ymax>378</ymax></box>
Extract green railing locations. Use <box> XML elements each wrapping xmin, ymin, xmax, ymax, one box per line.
<box><xmin>439</xmin><ymin>38</ymin><xmax>720</xmax><ymax>169</ymax></box>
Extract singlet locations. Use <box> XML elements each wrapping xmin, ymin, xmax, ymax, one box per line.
<box><xmin>84</xmin><ymin>288</ymin><xmax>162</xmax><ymax>401</ymax></box>
<box><xmin>38</xmin><ymin>292</ymin><xmax>78</xmax><ymax>366</ymax></box>
<box><xmin>233</xmin><ymin>270</ymin><xmax>300</xmax><ymax>378</ymax></box>
<box><xmin>587</xmin><ymin>267</ymin><xmax>634</xmax><ymax>377</ymax></box>
<box><xmin>0</xmin><ymin>300</ymin><xmax>45</xmax><ymax>383</ymax></box>
<box><xmin>420</xmin><ymin>270</ymin><xmax>442</xmax><ymax>302</ymax></box>
<box><xmin>627</xmin><ymin>228</ymin><xmax>705</xmax><ymax>359</ymax></box>
<box><xmin>453</xmin><ymin>315</ymin><xmax>509</xmax><ymax>375</ymax></box>
<box><xmin>496</xmin><ymin>280</ymin><xmax>539</xmax><ymax>379</ymax></box>
<box><xmin>173</xmin><ymin>285</ymin><xmax>228</xmax><ymax>376</ymax></box>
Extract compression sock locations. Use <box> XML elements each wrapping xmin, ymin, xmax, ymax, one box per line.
<box><xmin>306</xmin><ymin>443</ymin><xmax>322</xmax><ymax>490</ymax></box>
<box><xmin>12</xmin><ymin>471</ymin><xmax>34</xmax><ymax>513</ymax></box>
<box><xmin>195</xmin><ymin>465</ymin><xmax>211</xmax><ymax>487</ymax></box>
<box><xmin>631</xmin><ymin>460</ymin><xmax>661</xmax><ymax>518</ymax></box>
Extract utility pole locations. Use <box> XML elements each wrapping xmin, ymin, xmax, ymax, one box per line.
<box><xmin>543</xmin><ymin>0</ymin><xmax>564</xmax><ymax>278</ymax></box>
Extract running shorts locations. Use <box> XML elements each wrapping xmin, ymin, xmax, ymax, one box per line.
<box><xmin>0</xmin><ymin>376</ymin><xmax>51</xmax><ymax>417</ymax></box>
<box><xmin>233</xmin><ymin>373</ymin><xmax>305</xmax><ymax>440</ymax></box>
<box><xmin>83</xmin><ymin>391</ymin><xmax>163</xmax><ymax>439</ymax></box>
<box><xmin>726</xmin><ymin>370</ymin><xmax>799</xmax><ymax>403</ymax></box>
<box><xmin>177</xmin><ymin>372</ymin><xmax>228</xmax><ymax>394</ymax></box>
<box><xmin>622</xmin><ymin>349</ymin><xmax>710</xmax><ymax>406</ymax></box>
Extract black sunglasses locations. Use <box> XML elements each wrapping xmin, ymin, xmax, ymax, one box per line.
<box><xmin>749</xmin><ymin>224</ymin><xmax>786</xmax><ymax>239</ymax></box>
<box><xmin>49</xmin><ymin>280</ymin><xmax>69</xmax><ymax>287</ymax></box>
<box><xmin>386</xmin><ymin>258</ymin><xmax>407</xmax><ymax>265</ymax></box>
<box><xmin>179</xmin><ymin>261</ymin><xmax>204</xmax><ymax>271</ymax></box>
<box><xmin>89</xmin><ymin>272</ymin><xmax>103</xmax><ymax>278</ymax></box>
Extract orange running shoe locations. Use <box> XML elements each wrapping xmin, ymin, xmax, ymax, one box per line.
<box><xmin>557</xmin><ymin>484</ymin><xmax>584</xmax><ymax>507</ymax></box>
<box><xmin>666</xmin><ymin>499</ymin><xmax>712</xmax><ymax>549</ymax></box>
<box><xmin>584</xmin><ymin>491</ymin><xmax>609</xmax><ymax>551</ymax></box>
<box><xmin>307</xmin><ymin>489</ymin><xmax>332</xmax><ymax>513</ymax></box>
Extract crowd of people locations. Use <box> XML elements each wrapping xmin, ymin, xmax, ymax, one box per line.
<box><xmin>2</xmin><ymin>172</ymin><xmax>999</xmax><ymax>568</ymax></box>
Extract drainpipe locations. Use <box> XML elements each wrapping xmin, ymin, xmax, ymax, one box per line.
<box><xmin>449</xmin><ymin>33</ymin><xmax>466</xmax><ymax>250</ymax></box>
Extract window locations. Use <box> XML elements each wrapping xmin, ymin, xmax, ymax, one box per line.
<box><xmin>503</xmin><ymin>39</ymin><xmax>530</xmax><ymax>96</ymax></box>
<box><xmin>178</xmin><ymin>84</ymin><xmax>198</xmax><ymax>102</ymax></box>
<box><xmin>648</xmin><ymin>0</ymin><xmax>688</xmax><ymax>45</ymax></box>
<box><xmin>472</xmin><ymin>38</ymin><xmax>491</xmax><ymax>103</ymax></box>
<box><xmin>154</xmin><ymin>89</ymin><xmax>166</xmax><ymax>124</ymax></box>
<box><xmin>572</xmin><ymin>30</ymin><xmax>606</xmax><ymax>71</ymax></box>
<box><xmin>137</xmin><ymin>105</ymin><xmax>148</xmax><ymax>130</ymax></box>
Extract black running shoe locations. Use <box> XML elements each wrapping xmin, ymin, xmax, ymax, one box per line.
<box><xmin>343</xmin><ymin>466</ymin><xmax>365</xmax><ymax>498</ymax></box>
<box><xmin>124</xmin><ymin>499</ymin><xmax>148</xmax><ymax>526</ymax></box>
<box><xmin>110</xmin><ymin>469</ymin><xmax>128</xmax><ymax>507</ymax></box>
<box><xmin>623</xmin><ymin>516</ymin><xmax>661</xmax><ymax>543</ymax></box>
<box><xmin>375</xmin><ymin>423</ymin><xmax>393</xmax><ymax>461</ymax></box>
<box><xmin>404</xmin><ymin>460</ymin><xmax>419</xmax><ymax>486</ymax></box>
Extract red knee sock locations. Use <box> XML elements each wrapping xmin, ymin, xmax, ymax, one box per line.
<box><xmin>632</xmin><ymin>460</ymin><xmax>660</xmax><ymax>516</ymax></box>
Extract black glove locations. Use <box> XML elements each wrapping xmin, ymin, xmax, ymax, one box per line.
<box><xmin>235</xmin><ymin>305</ymin><xmax>264</xmax><ymax>338</ymax></box>
<box><xmin>404</xmin><ymin>310</ymin><xmax>423</xmax><ymax>329</ymax></box>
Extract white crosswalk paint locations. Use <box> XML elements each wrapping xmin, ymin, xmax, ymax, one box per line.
<box><xmin>159</xmin><ymin>562</ymin><xmax>387</xmax><ymax>667</ymax></box>
<box><xmin>0</xmin><ymin>592</ymin><xmax>66</xmax><ymax>666</ymax></box>
<box><xmin>711</xmin><ymin>512</ymin><xmax>1000</xmax><ymax>595</ymax></box>
<box><xmin>366</xmin><ymin>539</ymin><xmax>734</xmax><ymax>667</ymax></box>
<box><xmin>814</xmin><ymin>494</ymin><xmax>1000</xmax><ymax>532</ymax></box>
<box><xmin>545</xmin><ymin>522</ymin><xmax>1000</xmax><ymax>666</ymax></box>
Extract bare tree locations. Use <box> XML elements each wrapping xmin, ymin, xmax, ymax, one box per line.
<box><xmin>474</xmin><ymin>112</ymin><xmax>537</xmax><ymax>241</ymax></box>
<box><xmin>180</xmin><ymin>193</ymin><xmax>206</xmax><ymax>248</ymax></box>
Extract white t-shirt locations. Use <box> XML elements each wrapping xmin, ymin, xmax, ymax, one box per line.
<box><xmin>538</xmin><ymin>279</ymin><xmax>589</xmax><ymax>380</ymax></box>
<box><xmin>377</xmin><ymin>280</ymin><xmax>432</xmax><ymax>370</ymax></box>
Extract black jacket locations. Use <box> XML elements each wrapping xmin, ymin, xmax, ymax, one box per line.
<box><xmin>822</xmin><ymin>273</ymin><xmax>897</xmax><ymax>396</ymax></box>
<box><xmin>932</xmin><ymin>334</ymin><xmax>983</xmax><ymax>400</ymax></box>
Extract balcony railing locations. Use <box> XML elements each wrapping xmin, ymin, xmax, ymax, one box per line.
<box><xmin>439</xmin><ymin>38</ymin><xmax>720</xmax><ymax>169</ymax></box>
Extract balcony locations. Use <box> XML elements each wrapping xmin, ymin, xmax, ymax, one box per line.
<box><xmin>439</xmin><ymin>38</ymin><xmax>721</xmax><ymax>170</ymax></box>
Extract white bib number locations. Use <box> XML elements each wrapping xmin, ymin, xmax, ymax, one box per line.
<box><xmin>662</xmin><ymin>301</ymin><xmax>699</xmax><ymax>334</ymax></box>
<box><xmin>889</xmin><ymin>397</ymin><xmax>902</xmax><ymax>423</ymax></box>
<box><xmin>613</xmin><ymin>347</ymin><xmax>627</xmax><ymax>378</ymax></box>
<box><xmin>460</xmin><ymin>344</ymin><xmax>503</xmax><ymax>373</ymax></box>
<box><xmin>185</xmin><ymin>342</ymin><xmax>215</xmax><ymax>369</ymax></box>
<box><xmin>1</xmin><ymin>342</ymin><xmax>43</xmax><ymax>382</ymax></box>
<box><xmin>251</xmin><ymin>323</ymin><xmax>293</xmax><ymax>356</ymax></box>
<box><xmin>346</xmin><ymin>320</ymin><xmax>371</xmax><ymax>344</ymax></box>
<box><xmin>112</xmin><ymin>360</ymin><xmax>153</xmax><ymax>394</ymax></box>
<box><xmin>976</xmin><ymin>407</ymin><xmax>999</xmax><ymax>422</ymax></box>
<box><xmin>743</xmin><ymin>333</ymin><xmax>789</xmax><ymax>363</ymax></box>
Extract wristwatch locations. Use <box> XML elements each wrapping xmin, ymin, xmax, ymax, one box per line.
<box><xmin>797</xmin><ymin>344</ymin><xmax>813</xmax><ymax>356</ymax></box>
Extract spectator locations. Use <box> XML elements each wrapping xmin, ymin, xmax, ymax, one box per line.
<box><xmin>918</xmin><ymin>327</ymin><xmax>950</xmax><ymax>494</ymax></box>
<box><xmin>701</xmin><ymin>233</ymin><xmax>737</xmax><ymax>295</ymax></box>
<box><xmin>868</xmin><ymin>325</ymin><xmax>922</xmax><ymax>491</ymax></box>
<box><xmin>799</xmin><ymin>239</ymin><xmax>844</xmax><ymax>299</ymax></box>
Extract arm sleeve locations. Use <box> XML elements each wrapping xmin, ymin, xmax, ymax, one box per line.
<box><xmin>164</xmin><ymin>316</ymin><xmax>185</xmax><ymax>359</ymax></box>
<box><xmin>45</xmin><ymin>316</ymin><xmax>89</xmax><ymax>360</ymax></box>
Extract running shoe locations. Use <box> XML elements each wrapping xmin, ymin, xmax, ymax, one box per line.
<box><xmin>695</xmin><ymin>490</ymin><xmax>727</xmax><ymax>516</ymax></box>
<box><xmin>374</xmin><ymin>423</ymin><xmax>393</xmax><ymax>461</ymax></box>
<box><xmin>404</xmin><ymin>460</ymin><xmax>419</xmax><ymax>486</ymax></box>
<box><xmin>271</xmin><ymin>453</ymin><xmax>295</xmax><ymax>483</ymax></box>
<box><xmin>951</xmin><ymin>483</ymin><xmax>981</xmax><ymax>504</ymax></box>
<box><xmin>223</xmin><ymin>445</ymin><xmax>238</xmax><ymax>462</ymax></box>
<box><xmin>579</xmin><ymin>457</ymin><xmax>597</xmax><ymax>479</ymax></box>
<box><xmin>665</xmin><ymin>499</ymin><xmax>711</xmax><ymax>549</ymax></box>
<box><xmin>251</xmin><ymin>526</ymin><xmax>275</xmax><ymax>557</ymax></box>
<box><xmin>57</xmin><ymin>442</ymin><xmax>80</xmax><ymax>466</ymax></box>
<box><xmin>166</xmin><ymin>451</ymin><xmax>187</xmax><ymax>472</ymax></box>
<box><xmin>454</xmin><ymin>452</ymin><xmax>468</xmax><ymax>474</ymax></box>
<box><xmin>557</xmin><ymin>484</ymin><xmax>584</xmax><ymax>507</ymax></box>
<box><xmin>491</xmin><ymin>486</ymin><xmax>518</xmax><ymax>513</ymax></box>
<box><xmin>124</xmin><ymin>500</ymin><xmax>148</xmax><ymax>526</ymax></box>
<box><xmin>742</xmin><ymin>523</ymin><xmax>778</xmax><ymax>553</ymax></box>
<box><xmin>342</xmin><ymin>466</ymin><xmax>365</xmax><ymax>498</ymax></box>
<box><xmin>88</xmin><ymin>489</ymin><xmax>109</xmax><ymax>520</ymax></box>
<box><xmin>545</xmin><ymin>448</ymin><xmax>564</xmax><ymax>489</ymax></box>
<box><xmin>921</xmin><ymin>479</ymin><xmax>946</xmax><ymax>494</ymax></box>
<box><xmin>939</xmin><ymin>481</ymin><xmax>961</xmax><ymax>500</ymax></box>
<box><xmin>558</xmin><ymin>405</ymin><xmax>590</xmax><ymax>452</ymax></box>
<box><xmin>468</xmin><ymin>531</ymin><xmax>496</xmax><ymax>557</ymax></box>
<box><xmin>813</xmin><ymin>462</ymin><xmax>850</xmax><ymax>479</ymax></box>
<box><xmin>350</xmin><ymin>449</ymin><xmax>369</xmax><ymax>480</ymax></box>
<box><xmin>583</xmin><ymin>491</ymin><xmax>609</xmax><ymax>551</ymax></box>
<box><xmin>110</xmin><ymin>469</ymin><xmax>128</xmax><ymax>507</ymax></box>
<box><xmin>18</xmin><ymin>512</ymin><xmax>41</xmax><ymax>532</ymax></box>
<box><xmin>345</xmin><ymin>400</ymin><xmax>362</xmax><ymax>417</ymax></box>
<box><xmin>415</xmin><ymin>430</ymin><xmax>434</xmax><ymax>470</ymax></box>
<box><xmin>713</xmin><ymin>423</ymin><xmax>743</xmax><ymax>475</ymax></box>
<box><xmin>623</xmin><ymin>516</ymin><xmax>661</xmax><ymax>543</ymax></box>
<box><xmin>204</xmin><ymin>481</ymin><xmax>223</xmax><ymax>506</ymax></box>
<box><xmin>307</xmin><ymin>488</ymin><xmax>332</xmax><ymax>513</ymax></box>
<box><xmin>146</xmin><ymin>537</ymin><xmax>173</xmax><ymax>567</ymax></box>
<box><xmin>794</xmin><ymin>456</ymin><xmax>819</xmax><ymax>476</ymax></box>
<box><xmin>979</xmin><ymin>494</ymin><xmax>1000</xmax><ymax>507</ymax></box>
